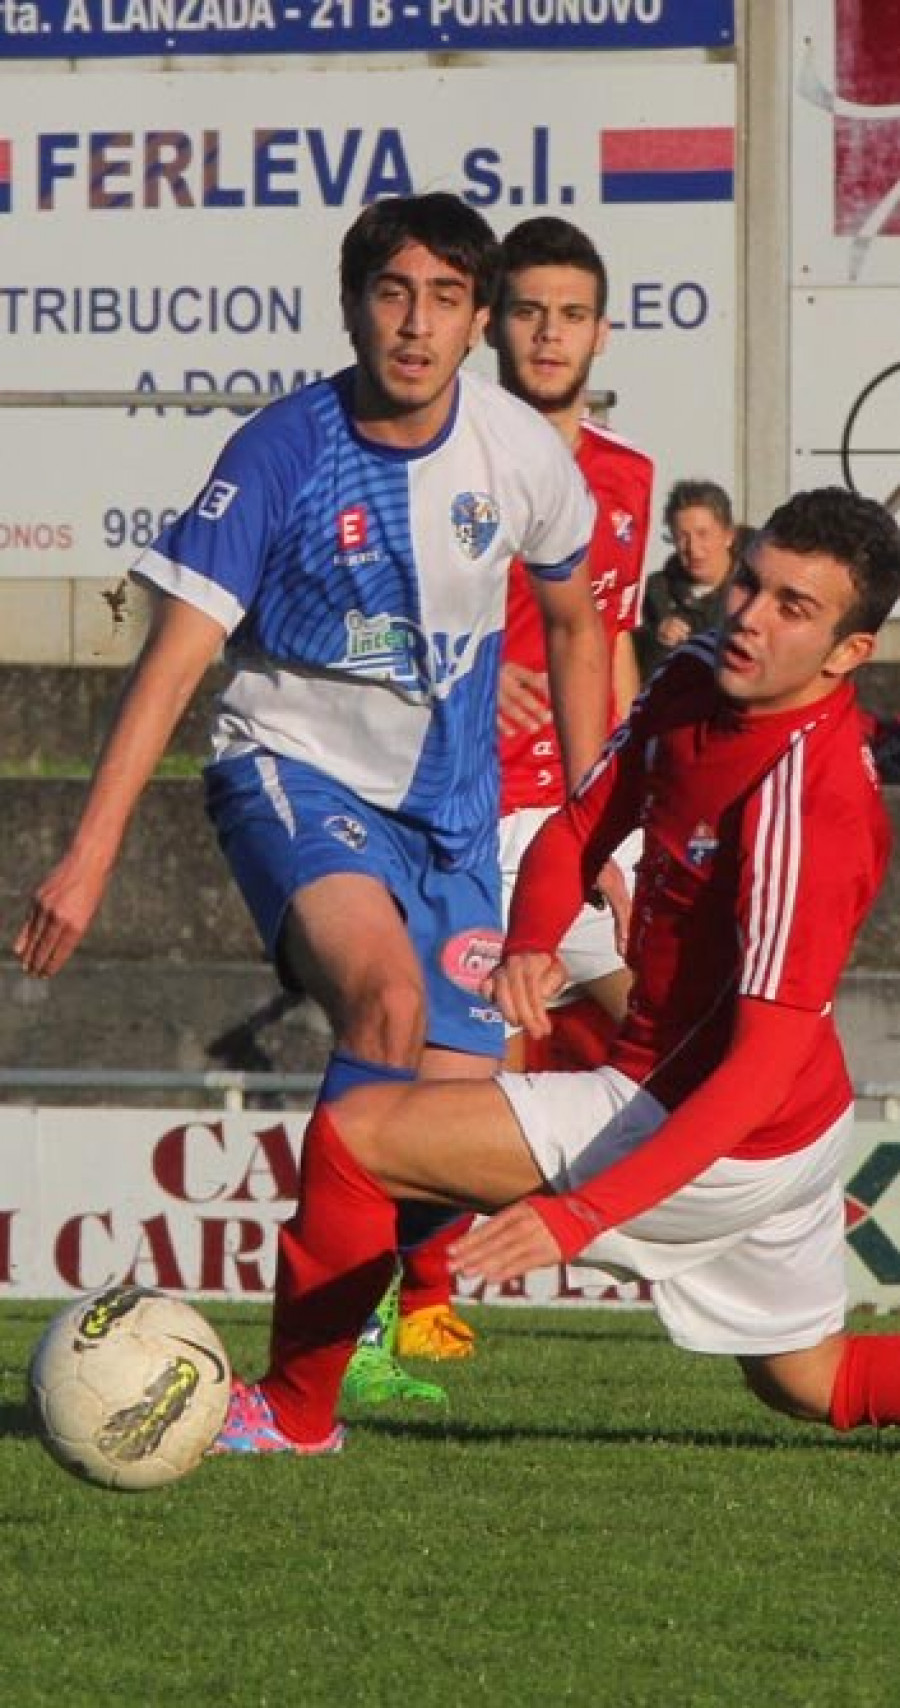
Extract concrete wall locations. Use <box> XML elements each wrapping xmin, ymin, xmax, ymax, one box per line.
<box><xmin>2</xmin><ymin>718</ymin><xmax>898</xmax><ymax>1101</ymax></box>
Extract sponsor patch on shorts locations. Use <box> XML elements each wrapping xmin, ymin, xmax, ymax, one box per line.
<box><xmin>441</xmin><ymin>928</ymin><xmax>504</xmax><ymax>993</ymax></box>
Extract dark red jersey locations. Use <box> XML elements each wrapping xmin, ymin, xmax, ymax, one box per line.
<box><xmin>500</xmin><ymin>422</ymin><xmax>654</xmax><ymax>814</ymax></box>
<box><xmin>507</xmin><ymin>635</ymin><xmax>891</xmax><ymax>1160</ymax></box>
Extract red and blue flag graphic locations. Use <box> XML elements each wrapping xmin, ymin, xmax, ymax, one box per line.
<box><xmin>0</xmin><ymin>141</ymin><xmax>11</xmax><ymax>213</ymax></box>
<box><xmin>600</xmin><ymin>127</ymin><xmax>734</xmax><ymax>204</ymax></box>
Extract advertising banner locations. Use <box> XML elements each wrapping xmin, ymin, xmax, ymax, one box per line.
<box><xmin>791</xmin><ymin>0</ymin><xmax>900</xmax><ymax>521</ymax></box>
<box><xmin>0</xmin><ymin>65</ymin><xmax>736</xmax><ymax>577</ymax></box>
<box><xmin>0</xmin><ymin>0</ymin><xmax>735</xmax><ymax>59</ymax></box>
<box><xmin>2</xmin><ymin>1106</ymin><xmax>899</xmax><ymax>1311</ymax></box>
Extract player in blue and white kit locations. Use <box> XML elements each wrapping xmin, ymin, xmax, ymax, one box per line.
<box><xmin>14</xmin><ymin>194</ymin><xmax>607</xmax><ymax>1450</ymax></box>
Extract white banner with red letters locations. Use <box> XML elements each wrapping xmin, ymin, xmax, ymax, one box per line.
<box><xmin>2</xmin><ymin>1105</ymin><xmax>899</xmax><ymax>1308</ymax></box>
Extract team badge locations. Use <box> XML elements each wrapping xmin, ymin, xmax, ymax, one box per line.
<box><xmin>610</xmin><ymin>507</ymin><xmax>634</xmax><ymax>543</ymax></box>
<box><xmin>451</xmin><ymin>493</ymin><xmax>500</xmax><ymax>560</ymax></box>
<box><xmin>441</xmin><ymin>929</ymin><xmax>504</xmax><ymax>993</ymax></box>
<box><xmin>686</xmin><ymin>821</ymin><xmax>718</xmax><ymax>868</ymax></box>
<box><xmin>323</xmin><ymin>814</ymin><xmax>367</xmax><ymax>850</ymax></box>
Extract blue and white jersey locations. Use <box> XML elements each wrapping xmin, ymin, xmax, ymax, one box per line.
<box><xmin>133</xmin><ymin>367</ymin><xmax>594</xmax><ymax>867</ymax></box>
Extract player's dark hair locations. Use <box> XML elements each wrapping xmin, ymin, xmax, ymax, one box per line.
<box><xmin>496</xmin><ymin>217</ymin><xmax>609</xmax><ymax>317</ymax></box>
<box><xmin>663</xmin><ymin>478</ymin><xmax>734</xmax><ymax>535</ymax></box>
<box><xmin>760</xmin><ymin>487</ymin><xmax>900</xmax><ymax>637</ymax></box>
<box><xmin>340</xmin><ymin>194</ymin><xmax>500</xmax><ymax>310</ymax></box>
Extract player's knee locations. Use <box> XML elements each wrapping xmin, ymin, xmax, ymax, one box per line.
<box><xmin>737</xmin><ymin>1353</ymin><xmax>832</xmax><ymax>1423</ymax></box>
<box><xmin>343</xmin><ymin>971</ymin><xmax>427</xmax><ymax>1066</ymax></box>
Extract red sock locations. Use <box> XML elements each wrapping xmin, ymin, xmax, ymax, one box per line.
<box><xmin>400</xmin><ymin>1216</ymin><xmax>475</xmax><ymax>1315</ymax></box>
<box><xmin>522</xmin><ymin>995</ymin><xmax>616</xmax><ymax>1072</ymax></box>
<box><xmin>261</xmin><ymin>1105</ymin><xmax>397</xmax><ymax>1444</ymax></box>
<box><xmin>829</xmin><ymin>1335</ymin><xmax>900</xmax><ymax>1429</ymax></box>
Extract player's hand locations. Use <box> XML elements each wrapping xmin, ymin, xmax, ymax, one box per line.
<box><xmin>657</xmin><ymin>614</ymin><xmax>691</xmax><ymax>650</ymax></box>
<box><xmin>13</xmin><ymin>846</ymin><xmax>113</xmax><ymax>978</ymax></box>
<box><xmin>450</xmin><ymin>1201</ymin><xmax>563</xmax><ymax>1282</ymax></box>
<box><xmin>497</xmin><ymin>662</ymin><xmax>552</xmax><ymax>738</ymax></box>
<box><xmin>593</xmin><ymin>857</ymin><xmax>632</xmax><ymax>958</ymax></box>
<box><xmin>483</xmin><ymin>950</ymin><xmax>568</xmax><ymax>1038</ymax></box>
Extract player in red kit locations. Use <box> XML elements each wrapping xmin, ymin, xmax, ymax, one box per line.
<box><xmin>206</xmin><ymin>486</ymin><xmax>900</xmax><ymax>1455</ymax></box>
<box><xmin>394</xmin><ymin>218</ymin><xmax>654</xmax><ymax>1361</ymax></box>
<box><xmin>491</xmin><ymin>217</ymin><xmax>653</xmax><ymax>1062</ymax></box>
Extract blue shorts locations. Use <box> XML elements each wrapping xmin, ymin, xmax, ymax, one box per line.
<box><xmin>204</xmin><ymin>752</ymin><xmax>505</xmax><ymax>1058</ymax></box>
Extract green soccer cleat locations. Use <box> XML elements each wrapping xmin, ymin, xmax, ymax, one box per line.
<box><xmin>340</xmin><ymin>1343</ymin><xmax>448</xmax><ymax>1410</ymax></box>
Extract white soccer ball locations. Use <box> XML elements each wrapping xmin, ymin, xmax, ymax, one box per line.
<box><xmin>28</xmin><ymin>1286</ymin><xmax>231</xmax><ymax>1492</ymax></box>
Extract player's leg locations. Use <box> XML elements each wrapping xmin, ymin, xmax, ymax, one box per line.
<box><xmin>630</xmin><ymin>1109</ymin><xmax>900</xmax><ymax>1435</ymax></box>
<box><xmin>388</xmin><ymin>859</ymin><xmax>505</xmax><ymax>1362</ymax></box>
<box><xmin>395</xmin><ymin>1043</ymin><xmax>494</xmax><ymax>1361</ymax></box>
<box><xmin>260</xmin><ymin>1075</ymin><xmax>542</xmax><ymax>1444</ymax></box>
<box><xmin>204</xmin><ymin>758</ymin><xmax>450</xmax><ymax>1446</ymax></box>
<box><xmin>740</xmin><ymin>1333</ymin><xmax>900</xmax><ymax>1430</ymax></box>
<box><xmin>258</xmin><ymin>1065</ymin><xmax>656</xmax><ymax>1445</ymax></box>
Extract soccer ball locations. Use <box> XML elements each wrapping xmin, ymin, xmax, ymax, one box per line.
<box><xmin>28</xmin><ymin>1285</ymin><xmax>232</xmax><ymax>1492</ymax></box>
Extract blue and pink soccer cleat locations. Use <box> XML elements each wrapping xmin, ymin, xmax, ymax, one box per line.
<box><xmin>207</xmin><ymin>1379</ymin><xmax>345</xmax><ymax>1457</ymax></box>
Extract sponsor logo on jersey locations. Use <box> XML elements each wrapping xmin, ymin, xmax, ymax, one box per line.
<box><xmin>338</xmin><ymin>506</ymin><xmax>367</xmax><ymax>550</ymax></box>
<box><xmin>451</xmin><ymin>492</ymin><xmax>500</xmax><ymax>561</ymax></box>
<box><xmin>610</xmin><ymin>507</ymin><xmax>635</xmax><ymax>542</ymax></box>
<box><xmin>343</xmin><ymin>609</ymin><xmax>420</xmax><ymax>685</ymax></box>
<box><xmin>323</xmin><ymin>814</ymin><xmax>367</xmax><ymax>850</ymax></box>
<box><xmin>441</xmin><ymin>928</ymin><xmax>504</xmax><ymax>993</ymax></box>
<box><xmin>686</xmin><ymin>820</ymin><xmax>718</xmax><ymax>867</ymax></box>
<box><xmin>198</xmin><ymin>478</ymin><xmax>238</xmax><ymax>520</ymax></box>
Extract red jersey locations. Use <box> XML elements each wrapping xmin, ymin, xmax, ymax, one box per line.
<box><xmin>507</xmin><ymin>636</ymin><xmax>891</xmax><ymax>1161</ymax></box>
<box><xmin>499</xmin><ymin>421</ymin><xmax>654</xmax><ymax>815</ymax></box>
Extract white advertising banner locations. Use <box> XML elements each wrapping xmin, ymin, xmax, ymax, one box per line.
<box><xmin>2</xmin><ymin>1106</ymin><xmax>899</xmax><ymax>1311</ymax></box>
<box><xmin>0</xmin><ymin>64</ymin><xmax>736</xmax><ymax>578</ymax></box>
<box><xmin>790</xmin><ymin>0</ymin><xmax>900</xmax><ymax>520</ymax></box>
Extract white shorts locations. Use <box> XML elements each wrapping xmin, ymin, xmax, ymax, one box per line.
<box><xmin>499</xmin><ymin>811</ymin><xmax>641</xmax><ymax>989</ymax></box>
<box><xmin>497</xmin><ymin>1064</ymin><xmax>851</xmax><ymax>1356</ymax></box>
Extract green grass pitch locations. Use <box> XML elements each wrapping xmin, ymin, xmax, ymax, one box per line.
<box><xmin>3</xmin><ymin>1301</ymin><xmax>899</xmax><ymax>1708</ymax></box>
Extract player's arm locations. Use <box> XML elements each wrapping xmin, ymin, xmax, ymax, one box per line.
<box><xmin>612</xmin><ymin>631</ymin><xmax>641</xmax><ymax>722</ymax></box>
<box><xmin>488</xmin><ymin>720</ymin><xmax>644</xmax><ymax>1036</ymax></box>
<box><xmin>452</xmin><ymin>996</ymin><xmax>823</xmax><ymax>1278</ymax></box>
<box><xmin>13</xmin><ymin>594</ymin><xmax>226</xmax><ymax>978</ymax></box>
<box><xmin>528</xmin><ymin>557</ymin><xmax>609</xmax><ymax>792</ymax></box>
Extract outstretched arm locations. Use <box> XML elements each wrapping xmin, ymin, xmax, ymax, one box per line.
<box><xmin>452</xmin><ymin>997</ymin><xmax>823</xmax><ymax>1279</ymax></box>
<box><xmin>14</xmin><ymin>594</ymin><xmax>226</xmax><ymax>978</ymax></box>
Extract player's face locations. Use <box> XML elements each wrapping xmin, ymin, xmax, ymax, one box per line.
<box><xmin>344</xmin><ymin>241</ymin><xmax>489</xmax><ymax>441</ymax></box>
<box><xmin>671</xmin><ymin>504</ymin><xmax>735</xmax><ymax>589</ymax></box>
<box><xmin>489</xmin><ymin>265</ymin><xmax>608</xmax><ymax>414</ymax></box>
<box><xmin>715</xmin><ymin>539</ymin><xmax>874</xmax><ymax>713</ymax></box>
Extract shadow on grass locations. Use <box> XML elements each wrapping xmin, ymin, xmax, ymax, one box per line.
<box><xmin>479</xmin><ymin>1318</ymin><xmax>660</xmax><ymax>1346</ymax></box>
<box><xmin>4</xmin><ymin>1392</ymin><xmax>898</xmax><ymax>1458</ymax></box>
<box><xmin>0</xmin><ymin>1399</ymin><xmax>35</xmax><ymax>1439</ymax></box>
<box><xmin>338</xmin><ymin>1410</ymin><xmax>900</xmax><ymax>1455</ymax></box>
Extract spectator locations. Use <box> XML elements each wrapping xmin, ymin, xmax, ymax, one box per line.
<box><xmin>635</xmin><ymin>478</ymin><xmax>745</xmax><ymax>680</ymax></box>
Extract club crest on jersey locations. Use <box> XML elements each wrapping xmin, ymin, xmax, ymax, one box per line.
<box><xmin>441</xmin><ymin>928</ymin><xmax>504</xmax><ymax>993</ymax></box>
<box><xmin>686</xmin><ymin>821</ymin><xmax>718</xmax><ymax>868</ymax></box>
<box><xmin>324</xmin><ymin>814</ymin><xmax>367</xmax><ymax>850</ymax></box>
<box><xmin>451</xmin><ymin>493</ymin><xmax>500</xmax><ymax>560</ymax></box>
<box><xmin>610</xmin><ymin>508</ymin><xmax>634</xmax><ymax>542</ymax></box>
